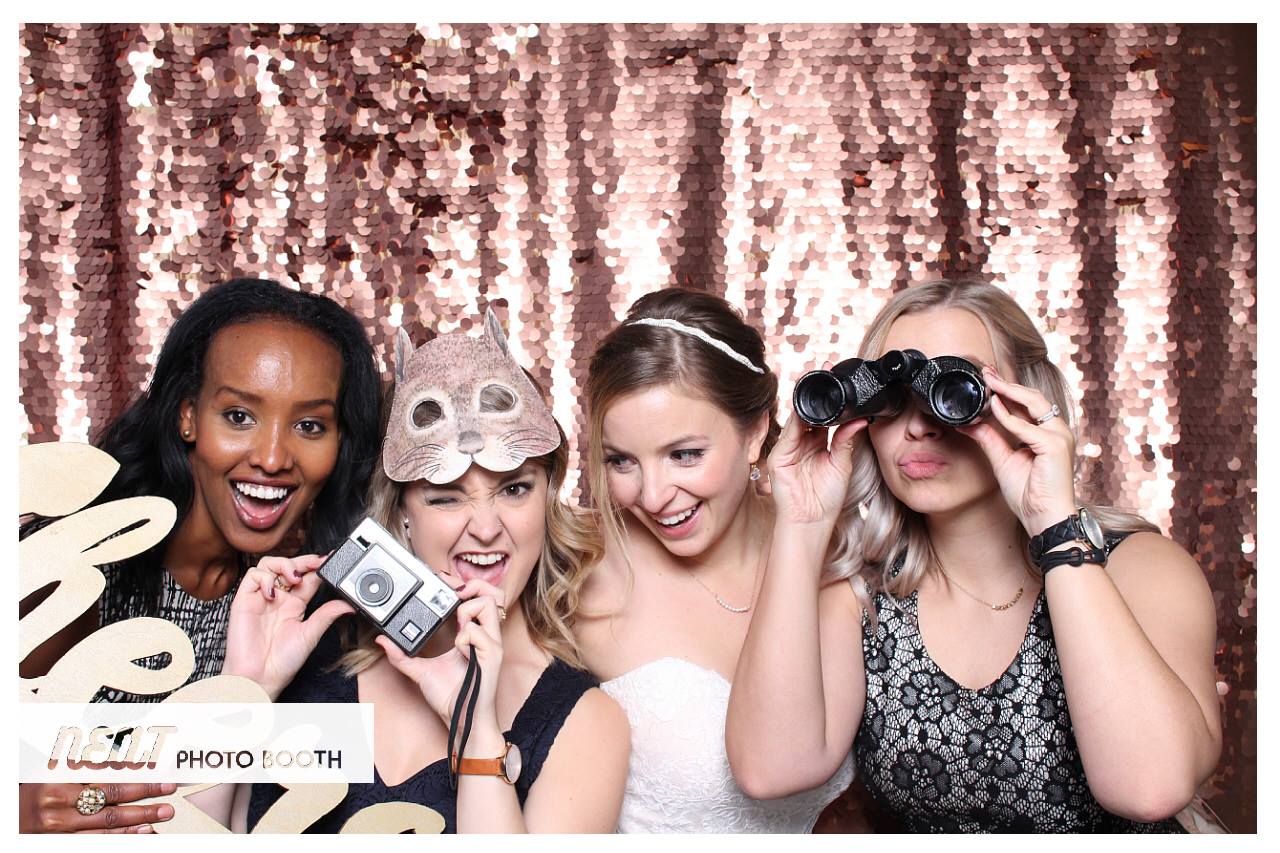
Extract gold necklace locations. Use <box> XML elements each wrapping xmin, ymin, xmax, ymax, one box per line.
<box><xmin>937</xmin><ymin>564</ymin><xmax>1025</xmax><ymax>612</ymax></box>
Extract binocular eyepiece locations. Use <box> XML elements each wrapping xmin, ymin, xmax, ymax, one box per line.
<box><xmin>793</xmin><ymin>349</ymin><xmax>989</xmax><ymax>428</ymax></box>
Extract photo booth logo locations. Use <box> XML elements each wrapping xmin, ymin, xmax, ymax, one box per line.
<box><xmin>44</xmin><ymin>721</ymin><xmax>348</xmax><ymax>775</ymax></box>
<box><xmin>47</xmin><ymin>723</ymin><xmax>177</xmax><ymax>771</ymax></box>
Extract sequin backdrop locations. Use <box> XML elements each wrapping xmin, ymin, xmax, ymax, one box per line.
<box><xmin>18</xmin><ymin>24</ymin><xmax>1255</xmax><ymax>831</ymax></box>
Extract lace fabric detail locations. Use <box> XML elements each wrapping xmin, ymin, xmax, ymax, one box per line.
<box><xmin>601</xmin><ymin>657</ymin><xmax>853</xmax><ymax>833</ymax></box>
<box><xmin>857</xmin><ymin>587</ymin><xmax>1181</xmax><ymax>833</ymax></box>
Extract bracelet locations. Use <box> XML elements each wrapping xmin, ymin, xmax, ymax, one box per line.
<box><xmin>1037</xmin><ymin>545</ymin><xmax>1107</xmax><ymax>573</ymax></box>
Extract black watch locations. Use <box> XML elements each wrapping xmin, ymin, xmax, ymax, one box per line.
<box><xmin>1028</xmin><ymin>507</ymin><xmax>1106</xmax><ymax>563</ymax></box>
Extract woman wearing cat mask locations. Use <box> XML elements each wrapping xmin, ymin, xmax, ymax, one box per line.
<box><xmin>205</xmin><ymin>310</ymin><xmax>629</xmax><ymax>833</ymax></box>
<box><xmin>574</xmin><ymin>288</ymin><xmax>854</xmax><ymax>832</ymax></box>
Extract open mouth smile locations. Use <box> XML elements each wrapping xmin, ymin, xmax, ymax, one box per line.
<box><xmin>650</xmin><ymin>501</ymin><xmax>702</xmax><ymax>538</ymax></box>
<box><xmin>453</xmin><ymin>552</ymin><xmax>510</xmax><ymax>586</ymax></box>
<box><xmin>230</xmin><ymin>480</ymin><xmax>297</xmax><ymax>531</ymax></box>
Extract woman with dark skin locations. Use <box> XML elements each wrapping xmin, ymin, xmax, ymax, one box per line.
<box><xmin>19</xmin><ymin>278</ymin><xmax>381</xmax><ymax>833</ymax></box>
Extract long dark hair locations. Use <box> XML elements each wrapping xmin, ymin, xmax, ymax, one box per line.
<box><xmin>90</xmin><ymin>277</ymin><xmax>381</xmax><ymax>612</ymax></box>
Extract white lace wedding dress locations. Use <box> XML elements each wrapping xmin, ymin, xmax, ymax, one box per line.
<box><xmin>600</xmin><ymin>656</ymin><xmax>855</xmax><ymax>833</ymax></box>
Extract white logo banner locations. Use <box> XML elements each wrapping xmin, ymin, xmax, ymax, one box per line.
<box><xmin>19</xmin><ymin>703</ymin><xmax>375</xmax><ymax>784</ymax></box>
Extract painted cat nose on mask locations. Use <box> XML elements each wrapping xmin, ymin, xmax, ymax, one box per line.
<box><xmin>457</xmin><ymin>430</ymin><xmax>484</xmax><ymax>454</ymax></box>
<box><xmin>382</xmin><ymin>309</ymin><xmax>561</xmax><ymax>485</ymax></box>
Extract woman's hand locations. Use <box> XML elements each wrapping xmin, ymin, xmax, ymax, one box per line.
<box><xmin>221</xmin><ymin>554</ymin><xmax>353</xmax><ymax>701</ymax></box>
<box><xmin>19</xmin><ymin>782</ymin><xmax>177</xmax><ymax>833</ymax></box>
<box><xmin>375</xmin><ymin>579</ymin><xmax>507</xmax><ymax>732</ymax></box>
<box><xmin>766</xmin><ymin>411</ymin><xmax>868</xmax><ymax>528</ymax></box>
<box><xmin>956</xmin><ymin>367</ymin><xmax>1079</xmax><ymax>536</ymax></box>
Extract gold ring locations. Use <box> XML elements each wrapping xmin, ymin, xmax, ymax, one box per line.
<box><xmin>76</xmin><ymin>785</ymin><xmax>106</xmax><ymax>816</ymax></box>
<box><xmin>273</xmin><ymin>574</ymin><xmax>291</xmax><ymax>591</ymax></box>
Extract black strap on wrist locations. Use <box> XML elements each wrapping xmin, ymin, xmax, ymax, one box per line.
<box><xmin>447</xmin><ymin>646</ymin><xmax>482</xmax><ymax>791</ymax></box>
<box><xmin>1037</xmin><ymin>545</ymin><xmax>1107</xmax><ymax>573</ymax></box>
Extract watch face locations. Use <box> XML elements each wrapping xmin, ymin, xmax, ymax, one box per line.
<box><xmin>503</xmin><ymin>742</ymin><xmax>522</xmax><ymax>783</ymax></box>
<box><xmin>1079</xmin><ymin>508</ymin><xmax>1105</xmax><ymax>549</ymax></box>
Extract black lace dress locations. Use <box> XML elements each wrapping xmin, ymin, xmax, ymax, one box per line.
<box><xmin>855</xmin><ymin>537</ymin><xmax>1184</xmax><ymax>833</ymax></box>
<box><xmin>247</xmin><ymin>621</ymin><xmax>598</xmax><ymax>833</ymax></box>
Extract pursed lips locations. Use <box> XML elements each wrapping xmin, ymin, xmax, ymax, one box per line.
<box><xmin>897</xmin><ymin>453</ymin><xmax>948</xmax><ymax>478</ymax></box>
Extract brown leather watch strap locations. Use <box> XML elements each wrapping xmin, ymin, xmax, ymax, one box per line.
<box><xmin>450</xmin><ymin>741</ymin><xmax>516</xmax><ymax>784</ymax></box>
<box><xmin>454</xmin><ymin>755</ymin><xmax>505</xmax><ymax>777</ymax></box>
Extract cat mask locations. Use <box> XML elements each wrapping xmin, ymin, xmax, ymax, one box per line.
<box><xmin>382</xmin><ymin>309</ymin><xmax>561</xmax><ymax>485</ymax></box>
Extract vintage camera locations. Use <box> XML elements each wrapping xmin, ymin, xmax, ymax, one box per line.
<box><xmin>793</xmin><ymin>349</ymin><xmax>989</xmax><ymax>428</ymax></box>
<box><xmin>318</xmin><ymin>517</ymin><xmax>460</xmax><ymax>656</ymax></box>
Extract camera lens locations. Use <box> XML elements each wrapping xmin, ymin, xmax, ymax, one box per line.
<box><xmin>356</xmin><ymin>568</ymin><xmax>395</xmax><ymax>606</ymax></box>
<box><xmin>931</xmin><ymin>371</ymin><xmax>984</xmax><ymax>424</ymax></box>
<box><xmin>794</xmin><ymin>371</ymin><xmax>846</xmax><ymax>426</ymax></box>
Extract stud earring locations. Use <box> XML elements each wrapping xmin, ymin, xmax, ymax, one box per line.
<box><xmin>749</xmin><ymin>463</ymin><xmax>761</xmax><ymax>482</ymax></box>
<box><xmin>182</xmin><ymin>429</ymin><xmax>191</xmax><ymax>439</ymax></box>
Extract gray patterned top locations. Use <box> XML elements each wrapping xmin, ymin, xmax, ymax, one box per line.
<box><xmin>93</xmin><ymin>565</ymin><xmax>238</xmax><ymax>703</ymax></box>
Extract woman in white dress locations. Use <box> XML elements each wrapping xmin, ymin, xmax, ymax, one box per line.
<box><xmin>574</xmin><ymin>288</ymin><xmax>854</xmax><ymax>832</ymax></box>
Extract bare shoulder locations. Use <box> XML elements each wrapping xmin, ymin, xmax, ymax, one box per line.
<box><xmin>1106</xmin><ymin>531</ymin><xmax>1213</xmax><ymax>615</ymax></box>
<box><xmin>819</xmin><ymin>574</ymin><xmax>865</xmax><ymax>615</ymax></box>
<box><xmin>554</xmin><ymin>686</ymin><xmax>631</xmax><ymax>760</ymax></box>
<box><xmin>578</xmin><ymin>547</ymin><xmax>629</xmax><ymax>615</ymax></box>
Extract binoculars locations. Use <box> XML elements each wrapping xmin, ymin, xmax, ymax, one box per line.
<box><xmin>793</xmin><ymin>349</ymin><xmax>989</xmax><ymax>428</ymax></box>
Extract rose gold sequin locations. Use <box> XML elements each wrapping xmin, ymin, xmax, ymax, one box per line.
<box><xmin>18</xmin><ymin>23</ymin><xmax>1255</xmax><ymax>831</ymax></box>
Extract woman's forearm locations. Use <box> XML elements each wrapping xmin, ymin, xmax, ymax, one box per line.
<box><xmin>727</xmin><ymin>523</ymin><xmax>840</xmax><ymax>798</ymax></box>
<box><xmin>454</xmin><ymin>724</ymin><xmax>526</xmax><ymax>833</ymax></box>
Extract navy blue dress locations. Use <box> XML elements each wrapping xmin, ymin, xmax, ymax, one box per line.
<box><xmin>247</xmin><ymin>621</ymin><xmax>597</xmax><ymax>833</ymax></box>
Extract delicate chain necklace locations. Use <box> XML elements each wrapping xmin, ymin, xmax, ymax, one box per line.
<box><xmin>690</xmin><ymin>570</ymin><xmax>752</xmax><ymax>613</ymax></box>
<box><xmin>688</xmin><ymin>548</ymin><xmax>764</xmax><ymax>614</ymax></box>
<box><xmin>937</xmin><ymin>563</ymin><xmax>1025</xmax><ymax>612</ymax></box>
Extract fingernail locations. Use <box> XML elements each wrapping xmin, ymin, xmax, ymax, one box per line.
<box><xmin>162</xmin><ymin>783</ymin><xmax>178</xmax><ymax>794</ymax></box>
<box><xmin>138</xmin><ymin>825</ymin><xmax>155</xmax><ymax>833</ymax></box>
<box><xmin>158</xmin><ymin>804</ymin><xmax>174</xmax><ymax>820</ymax></box>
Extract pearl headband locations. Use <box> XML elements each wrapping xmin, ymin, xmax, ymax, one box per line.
<box><xmin>628</xmin><ymin>317</ymin><xmax>766</xmax><ymax>374</ymax></box>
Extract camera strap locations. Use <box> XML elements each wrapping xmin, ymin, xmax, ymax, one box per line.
<box><xmin>447</xmin><ymin>645</ymin><xmax>482</xmax><ymax>791</ymax></box>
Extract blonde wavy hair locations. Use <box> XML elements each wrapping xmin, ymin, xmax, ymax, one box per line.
<box><xmin>337</xmin><ymin>386</ymin><xmax>603</xmax><ymax>675</ymax></box>
<box><xmin>823</xmin><ymin>279</ymin><xmax>1158</xmax><ymax>620</ymax></box>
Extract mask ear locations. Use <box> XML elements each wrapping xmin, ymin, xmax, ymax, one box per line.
<box><xmin>395</xmin><ymin>328</ymin><xmax>414</xmax><ymax>384</ymax></box>
<box><xmin>483</xmin><ymin>307</ymin><xmax>512</xmax><ymax>359</ymax></box>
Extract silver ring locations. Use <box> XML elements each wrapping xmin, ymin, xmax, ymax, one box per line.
<box><xmin>1034</xmin><ymin>404</ymin><xmax>1061</xmax><ymax>425</ymax></box>
<box><xmin>76</xmin><ymin>785</ymin><xmax>106</xmax><ymax>815</ymax></box>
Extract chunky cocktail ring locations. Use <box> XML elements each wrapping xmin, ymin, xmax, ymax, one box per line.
<box><xmin>76</xmin><ymin>785</ymin><xmax>106</xmax><ymax>815</ymax></box>
<box><xmin>1034</xmin><ymin>404</ymin><xmax>1061</xmax><ymax>425</ymax></box>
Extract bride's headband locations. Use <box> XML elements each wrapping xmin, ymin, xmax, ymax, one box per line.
<box><xmin>628</xmin><ymin>317</ymin><xmax>766</xmax><ymax>374</ymax></box>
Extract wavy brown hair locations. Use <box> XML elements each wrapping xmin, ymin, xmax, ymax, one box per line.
<box><xmin>583</xmin><ymin>288</ymin><xmax>780</xmax><ymax>563</ymax></box>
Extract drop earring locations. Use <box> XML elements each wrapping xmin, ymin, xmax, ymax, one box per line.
<box><xmin>749</xmin><ymin>463</ymin><xmax>761</xmax><ymax>482</ymax></box>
